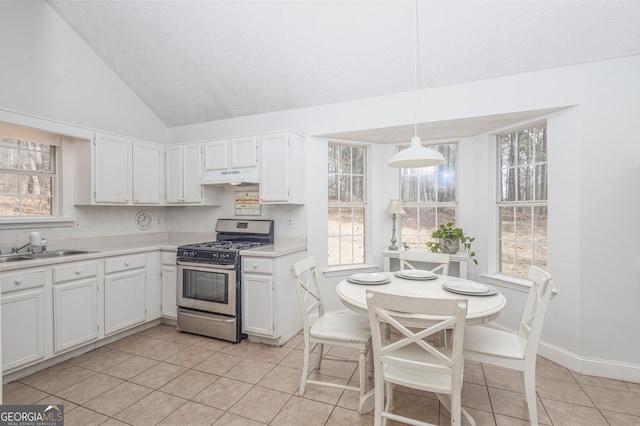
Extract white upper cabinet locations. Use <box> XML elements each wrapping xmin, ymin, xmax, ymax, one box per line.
<box><xmin>74</xmin><ymin>134</ymin><xmax>162</xmax><ymax>205</ymax></box>
<box><xmin>259</xmin><ymin>132</ymin><xmax>305</xmax><ymax>204</ymax></box>
<box><xmin>166</xmin><ymin>143</ymin><xmax>221</xmax><ymax>205</ymax></box>
<box><xmin>230</xmin><ymin>137</ymin><xmax>258</xmax><ymax>168</ymax></box>
<box><xmin>132</xmin><ymin>141</ymin><xmax>162</xmax><ymax>204</ymax></box>
<box><xmin>204</xmin><ymin>137</ymin><xmax>257</xmax><ymax>171</ymax></box>
<box><xmin>182</xmin><ymin>144</ymin><xmax>204</xmax><ymax>203</ymax></box>
<box><xmin>94</xmin><ymin>134</ymin><xmax>130</xmax><ymax>204</ymax></box>
<box><xmin>204</xmin><ymin>140</ymin><xmax>229</xmax><ymax>171</ymax></box>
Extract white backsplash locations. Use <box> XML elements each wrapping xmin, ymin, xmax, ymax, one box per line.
<box><xmin>0</xmin><ymin>185</ymin><xmax>306</xmax><ymax>253</ymax></box>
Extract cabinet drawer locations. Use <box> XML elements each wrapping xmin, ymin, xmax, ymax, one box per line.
<box><xmin>243</xmin><ymin>258</ymin><xmax>273</xmax><ymax>274</ymax></box>
<box><xmin>161</xmin><ymin>251</ymin><xmax>176</xmax><ymax>265</ymax></box>
<box><xmin>104</xmin><ymin>254</ymin><xmax>146</xmax><ymax>274</ymax></box>
<box><xmin>53</xmin><ymin>261</ymin><xmax>98</xmax><ymax>284</ymax></box>
<box><xmin>1</xmin><ymin>269</ymin><xmax>46</xmax><ymax>294</ymax></box>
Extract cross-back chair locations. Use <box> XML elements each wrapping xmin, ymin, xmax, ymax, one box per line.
<box><xmin>366</xmin><ymin>290</ymin><xmax>468</xmax><ymax>426</ymax></box>
<box><xmin>463</xmin><ymin>266</ymin><xmax>554</xmax><ymax>426</ymax></box>
<box><xmin>399</xmin><ymin>250</ymin><xmax>451</xmax><ymax>275</ymax></box>
<box><xmin>290</xmin><ymin>256</ymin><xmax>372</xmax><ymax>413</ymax></box>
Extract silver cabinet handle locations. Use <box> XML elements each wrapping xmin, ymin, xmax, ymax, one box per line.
<box><xmin>14</xmin><ymin>278</ymin><xmax>23</xmax><ymax>285</ymax></box>
<box><xmin>124</xmin><ymin>261</ymin><xmax>130</xmax><ymax>267</ymax></box>
<box><xmin>75</xmin><ymin>270</ymin><xmax>82</xmax><ymax>275</ymax></box>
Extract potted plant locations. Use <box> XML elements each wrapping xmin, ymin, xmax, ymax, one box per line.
<box><xmin>426</xmin><ymin>223</ymin><xmax>478</xmax><ymax>265</ymax></box>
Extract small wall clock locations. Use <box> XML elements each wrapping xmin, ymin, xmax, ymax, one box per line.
<box><xmin>134</xmin><ymin>210</ymin><xmax>153</xmax><ymax>230</ymax></box>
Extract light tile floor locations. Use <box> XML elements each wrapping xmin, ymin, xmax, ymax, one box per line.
<box><xmin>3</xmin><ymin>324</ymin><xmax>640</xmax><ymax>425</ymax></box>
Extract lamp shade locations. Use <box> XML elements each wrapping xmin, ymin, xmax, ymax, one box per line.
<box><xmin>384</xmin><ymin>199</ymin><xmax>406</xmax><ymax>215</ymax></box>
<box><xmin>388</xmin><ymin>136</ymin><xmax>445</xmax><ymax>168</ymax></box>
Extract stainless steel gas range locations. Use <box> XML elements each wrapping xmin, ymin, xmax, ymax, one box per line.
<box><xmin>176</xmin><ymin>219</ymin><xmax>274</xmax><ymax>342</ymax></box>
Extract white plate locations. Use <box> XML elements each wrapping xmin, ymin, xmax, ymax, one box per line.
<box><xmin>442</xmin><ymin>282</ymin><xmax>497</xmax><ymax>296</ymax></box>
<box><xmin>347</xmin><ymin>277</ymin><xmax>391</xmax><ymax>285</ymax></box>
<box><xmin>348</xmin><ymin>273</ymin><xmax>389</xmax><ymax>284</ymax></box>
<box><xmin>395</xmin><ymin>270</ymin><xmax>437</xmax><ymax>280</ymax></box>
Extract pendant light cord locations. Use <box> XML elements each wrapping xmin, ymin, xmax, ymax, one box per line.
<box><xmin>414</xmin><ymin>0</ymin><xmax>420</xmax><ymax>140</ymax></box>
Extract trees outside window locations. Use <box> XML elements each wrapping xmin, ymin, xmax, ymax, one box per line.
<box><xmin>328</xmin><ymin>143</ymin><xmax>366</xmax><ymax>266</ymax></box>
<box><xmin>399</xmin><ymin>143</ymin><xmax>457</xmax><ymax>249</ymax></box>
<box><xmin>0</xmin><ymin>136</ymin><xmax>56</xmax><ymax>217</ymax></box>
<box><xmin>497</xmin><ymin>123</ymin><xmax>548</xmax><ymax>277</ymax></box>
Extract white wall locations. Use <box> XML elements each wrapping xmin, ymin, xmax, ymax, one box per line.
<box><xmin>0</xmin><ymin>1</ymin><xmax>167</xmax><ymax>143</ymax></box>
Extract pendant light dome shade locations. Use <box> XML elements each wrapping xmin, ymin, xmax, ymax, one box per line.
<box><xmin>388</xmin><ymin>136</ymin><xmax>445</xmax><ymax>168</ymax></box>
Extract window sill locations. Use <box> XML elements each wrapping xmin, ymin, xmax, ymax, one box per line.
<box><xmin>0</xmin><ymin>217</ymin><xmax>75</xmax><ymax>230</ymax></box>
<box><xmin>323</xmin><ymin>263</ymin><xmax>380</xmax><ymax>278</ymax></box>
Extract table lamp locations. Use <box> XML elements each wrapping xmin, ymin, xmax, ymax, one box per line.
<box><xmin>384</xmin><ymin>199</ymin><xmax>405</xmax><ymax>250</ymax></box>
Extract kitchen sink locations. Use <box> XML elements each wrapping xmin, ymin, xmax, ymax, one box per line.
<box><xmin>28</xmin><ymin>250</ymin><xmax>92</xmax><ymax>258</ymax></box>
<box><xmin>0</xmin><ymin>255</ymin><xmax>34</xmax><ymax>263</ymax></box>
<box><xmin>0</xmin><ymin>250</ymin><xmax>93</xmax><ymax>263</ymax></box>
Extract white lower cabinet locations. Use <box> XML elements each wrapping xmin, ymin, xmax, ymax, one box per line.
<box><xmin>242</xmin><ymin>250</ymin><xmax>306</xmax><ymax>345</ymax></box>
<box><xmin>242</xmin><ymin>273</ymin><xmax>274</xmax><ymax>336</ymax></box>
<box><xmin>52</xmin><ymin>261</ymin><xmax>99</xmax><ymax>353</ymax></box>
<box><xmin>161</xmin><ymin>251</ymin><xmax>177</xmax><ymax>319</ymax></box>
<box><xmin>1</xmin><ymin>268</ymin><xmax>48</xmax><ymax>372</ymax></box>
<box><xmin>1</xmin><ymin>289</ymin><xmax>45</xmax><ymax>372</ymax></box>
<box><xmin>104</xmin><ymin>255</ymin><xmax>147</xmax><ymax>336</ymax></box>
<box><xmin>53</xmin><ymin>279</ymin><xmax>98</xmax><ymax>353</ymax></box>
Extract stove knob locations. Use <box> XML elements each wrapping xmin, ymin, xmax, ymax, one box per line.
<box><xmin>190</xmin><ymin>251</ymin><xmax>197</xmax><ymax>257</ymax></box>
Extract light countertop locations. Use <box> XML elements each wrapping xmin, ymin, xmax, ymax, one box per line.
<box><xmin>0</xmin><ymin>233</ymin><xmax>306</xmax><ymax>271</ymax></box>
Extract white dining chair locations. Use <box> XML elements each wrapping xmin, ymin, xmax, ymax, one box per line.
<box><xmin>463</xmin><ymin>266</ymin><xmax>554</xmax><ymax>426</ymax></box>
<box><xmin>399</xmin><ymin>250</ymin><xmax>451</xmax><ymax>275</ymax></box>
<box><xmin>398</xmin><ymin>250</ymin><xmax>452</xmax><ymax>347</ymax></box>
<box><xmin>366</xmin><ymin>290</ymin><xmax>468</xmax><ymax>426</ymax></box>
<box><xmin>290</xmin><ymin>256</ymin><xmax>372</xmax><ymax>413</ymax></box>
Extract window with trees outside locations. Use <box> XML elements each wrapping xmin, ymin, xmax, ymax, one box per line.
<box><xmin>328</xmin><ymin>143</ymin><xmax>366</xmax><ymax>266</ymax></box>
<box><xmin>399</xmin><ymin>143</ymin><xmax>457</xmax><ymax>249</ymax></box>
<box><xmin>497</xmin><ymin>123</ymin><xmax>548</xmax><ymax>278</ymax></box>
<box><xmin>0</xmin><ymin>123</ymin><xmax>59</xmax><ymax>217</ymax></box>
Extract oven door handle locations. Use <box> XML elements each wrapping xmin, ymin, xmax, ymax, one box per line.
<box><xmin>176</xmin><ymin>261</ymin><xmax>236</xmax><ymax>270</ymax></box>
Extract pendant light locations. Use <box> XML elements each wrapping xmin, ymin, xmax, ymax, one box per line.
<box><xmin>388</xmin><ymin>0</ymin><xmax>445</xmax><ymax>169</ymax></box>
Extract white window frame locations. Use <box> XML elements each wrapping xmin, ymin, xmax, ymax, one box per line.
<box><xmin>327</xmin><ymin>141</ymin><xmax>370</xmax><ymax>267</ymax></box>
<box><xmin>495</xmin><ymin>121</ymin><xmax>548</xmax><ymax>278</ymax></box>
<box><xmin>398</xmin><ymin>141</ymin><xmax>459</xmax><ymax>249</ymax></box>
<box><xmin>0</xmin><ymin>124</ymin><xmax>62</xmax><ymax>220</ymax></box>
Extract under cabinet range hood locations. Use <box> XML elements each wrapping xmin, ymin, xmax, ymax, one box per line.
<box><xmin>201</xmin><ymin>167</ymin><xmax>260</xmax><ymax>186</ymax></box>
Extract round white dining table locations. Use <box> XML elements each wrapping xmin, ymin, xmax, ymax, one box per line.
<box><xmin>336</xmin><ymin>271</ymin><xmax>506</xmax><ymax>424</ymax></box>
<box><xmin>336</xmin><ymin>271</ymin><xmax>506</xmax><ymax>325</ymax></box>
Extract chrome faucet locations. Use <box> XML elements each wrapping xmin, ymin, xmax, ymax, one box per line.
<box><xmin>11</xmin><ymin>242</ymin><xmax>31</xmax><ymax>254</ymax></box>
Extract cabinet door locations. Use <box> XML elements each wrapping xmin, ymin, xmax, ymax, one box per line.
<box><xmin>53</xmin><ymin>279</ymin><xmax>98</xmax><ymax>353</ymax></box>
<box><xmin>133</xmin><ymin>141</ymin><xmax>162</xmax><ymax>204</ymax></box>
<box><xmin>94</xmin><ymin>134</ymin><xmax>131</xmax><ymax>204</ymax></box>
<box><xmin>231</xmin><ymin>137</ymin><xmax>257</xmax><ymax>169</ymax></box>
<box><xmin>242</xmin><ymin>273</ymin><xmax>274</xmax><ymax>337</ymax></box>
<box><xmin>260</xmin><ymin>133</ymin><xmax>290</xmax><ymax>202</ymax></box>
<box><xmin>204</xmin><ymin>140</ymin><xmax>229</xmax><ymax>171</ymax></box>
<box><xmin>182</xmin><ymin>144</ymin><xmax>203</xmax><ymax>203</ymax></box>
<box><xmin>166</xmin><ymin>145</ymin><xmax>183</xmax><ymax>203</ymax></box>
<box><xmin>104</xmin><ymin>269</ymin><xmax>146</xmax><ymax>336</ymax></box>
<box><xmin>1</xmin><ymin>289</ymin><xmax>45</xmax><ymax>371</ymax></box>
<box><xmin>161</xmin><ymin>264</ymin><xmax>177</xmax><ymax>319</ymax></box>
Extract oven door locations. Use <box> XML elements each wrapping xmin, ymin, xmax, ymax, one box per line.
<box><xmin>177</xmin><ymin>262</ymin><xmax>237</xmax><ymax>317</ymax></box>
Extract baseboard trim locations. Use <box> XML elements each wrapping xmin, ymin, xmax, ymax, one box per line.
<box><xmin>538</xmin><ymin>341</ymin><xmax>640</xmax><ymax>383</ymax></box>
<box><xmin>488</xmin><ymin>322</ymin><xmax>640</xmax><ymax>383</ymax></box>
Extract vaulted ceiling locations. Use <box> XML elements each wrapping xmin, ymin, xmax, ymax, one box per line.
<box><xmin>48</xmin><ymin>0</ymin><xmax>640</xmax><ymax>132</ymax></box>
